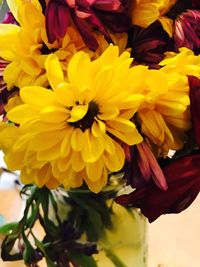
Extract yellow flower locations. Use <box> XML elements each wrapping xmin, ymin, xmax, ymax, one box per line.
<box><xmin>2</xmin><ymin>46</ymin><xmax>144</xmax><ymax>193</ymax></box>
<box><xmin>0</xmin><ymin>0</ymin><xmax>90</xmax><ymax>89</ymax></box>
<box><xmin>131</xmin><ymin>0</ymin><xmax>177</xmax><ymax>37</ymax></box>
<box><xmin>160</xmin><ymin>47</ymin><xmax>200</xmax><ymax>77</ymax></box>
<box><xmin>126</xmin><ymin>65</ymin><xmax>191</xmax><ymax>157</ymax></box>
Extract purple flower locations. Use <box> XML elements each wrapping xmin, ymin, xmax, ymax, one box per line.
<box><xmin>45</xmin><ymin>0</ymin><xmax>130</xmax><ymax>50</ymax></box>
<box><xmin>188</xmin><ymin>76</ymin><xmax>200</xmax><ymax>147</ymax></box>
<box><xmin>116</xmin><ymin>153</ymin><xmax>200</xmax><ymax>222</ymax></box>
<box><xmin>174</xmin><ymin>10</ymin><xmax>200</xmax><ymax>54</ymax></box>
<box><xmin>128</xmin><ymin>21</ymin><xmax>170</xmax><ymax>68</ymax></box>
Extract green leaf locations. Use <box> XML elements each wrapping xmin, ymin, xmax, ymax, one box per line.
<box><xmin>32</xmin><ymin>233</ymin><xmax>56</xmax><ymax>267</ymax></box>
<box><xmin>1</xmin><ymin>235</ymin><xmax>22</xmax><ymax>261</ymax></box>
<box><xmin>69</xmin><ymin>252</ymin><xmax>98</xmax><ymax>267</ymax></box>
<box><xmin>22</xmin><ymin>232</ymin><xmax>37</xmax><ymax>265</ymax></box>
<box><xmin>0</xmin><ymin>222</ymin><xmax>18</xmax><ymax>235</ymax></box>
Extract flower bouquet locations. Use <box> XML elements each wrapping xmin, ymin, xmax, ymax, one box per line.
<box><xmin>0</xmin><ymin>0</ymin><xmax>200</xmax><ymax>266</ymax></box>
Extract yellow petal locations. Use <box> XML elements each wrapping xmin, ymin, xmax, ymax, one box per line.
<box><xmin>40</xmin><ymin>106</ymin><xmax>69</xmax><ymax>123</ymax></box>
<box><xmin>106</xmin><ymin>126</ymin><xmax>143</xmax><ymax>145</ymax></box>
<box><xmin>102</xmin><ymin>142</ymin><xmax>125</xmax><ymax>172</ymax></box>
<box><xmin>98</xmin><ymin>105</ymin><xmax>119</xmax><ymax>120</ymax></box>
<box><xmin>7</xmin><ymin>104</ymin><xmax>38</xmax><ymax>124</ymax></box>
<box><xmin>86</xmin><ymin>160</ymin><xmax>103</xmax><ymax>182</ymax></box>
<box><xmin>29</xmin><ymin>130</ymin><xmax>65</xmax><ymax>151</ymax></box>
<box><xmin>68</xmin><ymin>51</ymin><xmax>92</xmax><ymax>88</ymax></box>
<box><xmin>92</xmin><ymin>119</ymin><xmax>106</xmax><ymax>137</ymax></box>
<box><xmin>57</xmin><ymin>156</ymin><xmax>72</xmax><ymax>172</ymax></box>
<box><xmin>68</xmin><ymin>104</ymin><xmax>89</xmax><ymax>122</ymax></box>
<box><xmin>0</xmin><ymin>24</ymin><xmax>19</xmax><ymax>53</ymax></box>
<box><xmin>84</xmin><ymin>167</ymin><xmax>108</xmax><ymax>193</ymax></box>
<box><xmin>20</xmin><ymin>86</ymin><xmax>57</xmax><ymax>108</ymax></box>
<box><xmin>6</xmin><ymin>0</ymin><xmax>21</xmax><ymax>21</ymax></box>
<box><xmin>54</xmin><ymin>83</ymin><xmax>76</xmax><ymax>107</ymax></box>
<box><xmin>71</xmin><ymin>152</ymin><xmax>85</xmax><ymax>172</ymax></box>
<box><xmin>3</xmin><ymin>62</ymin><xmax>21</xmax><ymax>89</ymax></box>
<box><xmin>81</xmin><ymin>130</ymin><xmax>104</xmax><ymax>163</ymax></box>
<box><xmin>60</xmin><ymin>128</ymin><xmax>73</xmax><ymax>157</ymax></box>
<box><xmin>37</xmin><ymin>143</ymin><xmax>61</xmax><ymax>161</ymax></box>
<box><xmin>70</xmin><ymin>128</ymin><xmax>84</xmax><ymax>151</ymax></box>
<box><xmin>45</xmin><ymin>54</ymin><xmax>64</xmax><ymax>90</ymax></box>
<box><xmin>106</xmin><ymin>117</ymin><xmax>137</xmax><ymax>133</ymax></box>
<box><xmin>159</xmin><ymin>16</ymin><xmax>173</xmax><ymax>37</ymax></box>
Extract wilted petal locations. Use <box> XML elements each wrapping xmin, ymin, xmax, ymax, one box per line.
<box><xmin>188</xmin><ymin>76</ymin><xmax>200</xmax><ymax>147</ymax></box>
<box><xmin>116</xmin><ymin>153</ymin><xmax>200</xmax><ymax>222</ymax></box>
<box><xmin>45</xmin><ymin>0</ymin><xmax>70</xmax><ymax>43</ymax></box>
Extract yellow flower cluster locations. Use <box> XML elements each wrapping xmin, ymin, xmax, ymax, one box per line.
<box><xmin>0</xmin><ymin>45</ymin><xmax>197</xmax><ymax>192</ymax></box>
<box><xmin>0</xmin><ymin>0</ymin><xmax>200</xmax><ymax>193</ymax></box>
<box><xmin>0</xmin><ymin>0</ymin><xmax>127</xmax><ymax>90</ymax></box>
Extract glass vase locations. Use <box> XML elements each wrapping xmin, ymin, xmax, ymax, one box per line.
<box><xmin>94</xmin><ymin>202</ymin><xmax>147</xmax><ymax>267</ymax></box>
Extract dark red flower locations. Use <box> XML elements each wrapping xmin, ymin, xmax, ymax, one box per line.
<box><xmin>174</xmin><ymin>10</ymin><xmax>200</xmax><ymax>55</ymax></box>
<box><xmin>192</xmin><ymin>0</ymin><xmax>200</xmax><ymax>9</ymax></box>
<box><xmin>188</xmin><ymin>76</ymin><xmax>200</xmax><ymax>147</ymax></box>
<box><xmin>45</xmin><ymin>0</ymin><xmax>130</xmax><ymax>50</ymax></box>
<box><xmin>128</xmin><ymin>21</ymin><xmax>170</xmax><ymax>68</ymax></box>
<box><xmin>124</xmin><ymin>142</ymin><xmax>168</xmax><ymax>190</ymax></box>
<box><xmin>116</xmin><ymin>153</ymin><xmax>200</xmax><ymax>222</ymax></box>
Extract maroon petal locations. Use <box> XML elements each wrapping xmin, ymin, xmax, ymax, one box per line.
<box><xmin>95</xmin><ymin>10</ymin><xmax>131</xmax><ymax>32</ymax></box>
<box><xmin>93</xmin><ymin>0</ymin><xmax>121</xmax><ymax>11</ymax></box>
<box><xmin>71</xmin><ymin>12</ymin><xmax>99</xmax><ymax>51</ymax></box>
<box><xmin>46</xmin><ymin>0</ymin><xmax>70</xmax><ymax>43</ymax></box>
<box><xmin>188</xmin><ymin>76</ymin><xmax>200</xmax><ymax>147</ymax></box>
<box><xmin>116</xmin><ymin>153</ymin><xmax>200</xmax><ymax>222</ymax></box>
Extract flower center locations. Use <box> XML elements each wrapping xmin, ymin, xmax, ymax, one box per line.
<box><xmin>40</xmin><ymin>43</ymin><xmax>57</xmax><ymax>55</ymax></box>
<box><xmin>69</xmin><ymin>101</ymin><xmax>99</xmax><ymax>131</ymax></box>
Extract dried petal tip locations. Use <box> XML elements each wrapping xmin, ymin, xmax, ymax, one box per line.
<box><xmin>124</xmin><ymin>142</ymin><xmax>168</xmax><ymax>191</ymax></box>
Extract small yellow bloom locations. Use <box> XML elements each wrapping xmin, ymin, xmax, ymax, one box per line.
<box><xmin>131</xmin><ymin>0</ymin><xmax>177</xmax><ymax>37</ymax></box>
<box><xmin>160</xmin><ymin>47</ymin><xmax>200</xmax><ymax>77</ymax></box>
<box><xmin>126</xmin><ymin>66</ymin><xmax>191</xmax><ymax>157</ymax></box>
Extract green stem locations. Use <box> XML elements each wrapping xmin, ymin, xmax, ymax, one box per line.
<box><xmin>104</xmin><ymin>248</ymin><xmax>127</xmax><ymax>267</ymax></box>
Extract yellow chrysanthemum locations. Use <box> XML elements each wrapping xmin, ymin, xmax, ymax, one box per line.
<box><xmin>160</xmin><ymin>47</ymin><xmax>200</xmax><ymax>77</ymax></box>
<box><xmin>1</xmin><ymin>46</ymin><xmax>145</xmax><ymax>193</ymax></box>
<box><xmin>131</xmin><ymin>0</ymin><xmax>177</xmax><ymax>37</ymax></box>
<box><xmin>125</xmin><ymin>65</ymin><xmax>191</xmax><ymax>157</ymax></box>
<box><xmin>0</xmin><ymin>0</ymin><xmax>90</xmax><ymax>89</ymax></box>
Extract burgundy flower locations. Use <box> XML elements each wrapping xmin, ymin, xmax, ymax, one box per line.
<box><xmin>116</xmin><ymin>153</ymin><xmax>200</xmax><ymax>222</ymax></box>
<box><xmin>124</xmin><ymin>142</ymin><xmax>168</xmax><ymax>190</ymax></box>
<box><xmin>128</xmin><ymin>21</ymin><xmax>170</xmax><ymax>68</ymax></box>
<box><xmin>174</xmin><ymin>10</ymin><xmax>200</xmax><ymax>54</ymax></box>
<box><xmin>188</xmin><ymin>76</ymin><xmax>200</xmax><ymax>147</ymax></box>
<box><xmin>45</xmin><ymin>0</ymin><xmax>130</xmax><ymax>50</ymax></box>
<box><xmin>192</xmin><ymin>0</ymin><xmax>200</xmax><ymax>9</ymax></box>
